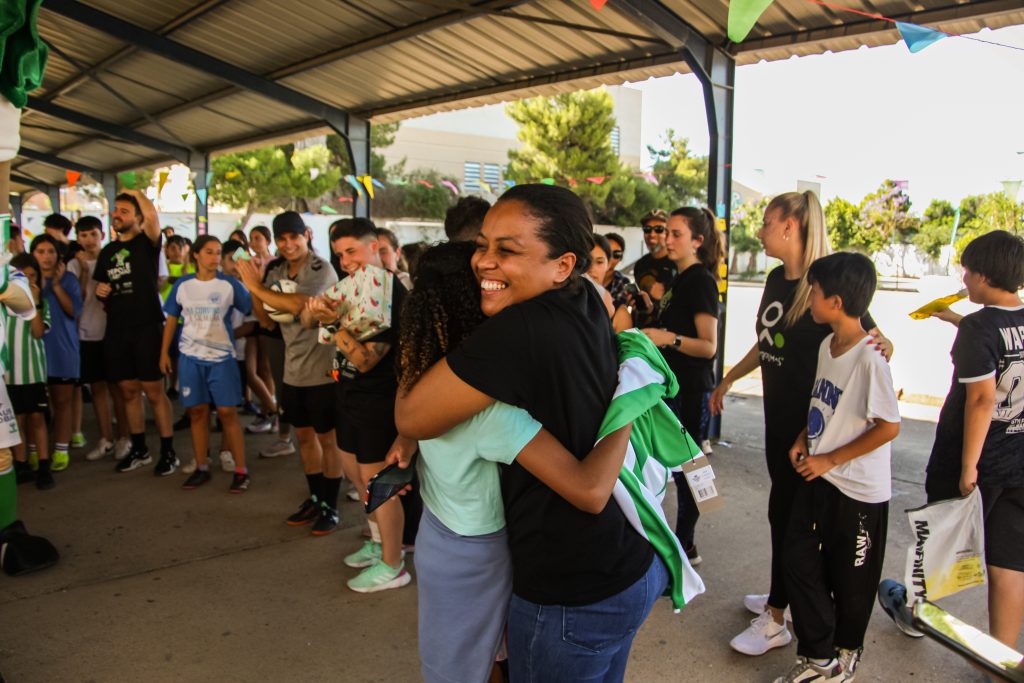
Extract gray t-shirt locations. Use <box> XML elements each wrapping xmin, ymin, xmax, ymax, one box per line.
<box><xmin>266</xmin><ymin>253</ymin><xmax>337</xmax><ymax>387</ymax></box>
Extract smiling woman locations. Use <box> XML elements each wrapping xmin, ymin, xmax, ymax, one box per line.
<box><xmin>395</xmin><ymin>184</ymin><xmax>666</xmax><ymax>681</ymax></box>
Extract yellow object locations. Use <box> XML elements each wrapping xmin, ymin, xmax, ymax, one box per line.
<box><xmin>910</xmin><ymin>289</ymin><xmax>967</xmax><ymax>320</ymax></box>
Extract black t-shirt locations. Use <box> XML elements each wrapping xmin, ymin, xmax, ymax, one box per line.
<box><xmin>447</xmin><ymin>282</ymin><xmax>654</xmax><ymax>606</ymax></box>
<box><xmin>337</xmin><ymin>275</ymin><xmax>406</xmax><ymax>414</ymax></box>
<box><xmin>93</xmin><ymin>232</ymin><xmax>164</xmax><ymax>329</ymax></box>
<box><xmin>633</xmin><ymin>252</ymin><xmax>677</xmax><ymax>296</ymax></box>
<box><xmin>927</xmin><ymin>306</ymin><xmax>1024</xmax><ymax>490</ymax></box>
<box><xmin>657</xmin><ymin>264</ymin><xmax>719</xmax><ymax>394</ymax></box>
<box><xmin>757</xmin><ymin>266</ymin><xmax>876</xmax><ymax>440</ymax></box>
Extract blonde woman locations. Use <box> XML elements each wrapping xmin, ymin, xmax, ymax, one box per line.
<box><xmin>709</xmin><ymin>191</ymin><xmax>893</xmax><ymax>656</ymax></box>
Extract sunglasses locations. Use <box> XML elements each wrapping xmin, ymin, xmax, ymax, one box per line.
<box><xmin>611</xmin><ymin>250</ymin><xmax>623</xmax><ymax>259</ymax></box>
<box><xmin>642</xmin><ymin>226</ymin><xmax>665</xmax><ymax>234</ymax></box>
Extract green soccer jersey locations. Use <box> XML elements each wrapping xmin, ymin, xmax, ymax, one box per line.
<box><xmin>5</xmin><ymin>299</ymin><xmax>50</xmax><ymax>386</ymax></box>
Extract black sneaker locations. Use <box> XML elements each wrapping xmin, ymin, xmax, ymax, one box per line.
<box><xmin>14</xmin><ymin>460</ymin><xmax>35</xmax><ymax>484</ymax></box>
<box><xmin>311</xmin><ymin>505</ymin><xmax>339</xmax><ymax>536</ymax></box>
<box><xmin>182</xmin><ymin>469</ymin><xmax>212</xmax><ymax>490</ymax></box>
<box><xmin>154</xmin><ymin>450</ymin><xmax>180</xmax><ymax>477</ymax></box>
<box><xmin>173</xmin><ymin>414</ymin><xmax>191</xmax><ymax>431</ymax></box>
<box><xmin>116</xmin><ymin>448</ymin><xmax>152</xmax><ymax>473</ymax></box>
<box><xmin>35</xmin><ymin>460</ymin><xmax>55</xmax><ymax>491</ymax></box>
<box><xmin>286</xmin><ymin>499</ymin><xmax>320</xmax><ymax>526</ymax></box>
<box><xmin>229</xmin><ymin>472</ymin><xmax>250</xmax><ymax>494</ymax></box>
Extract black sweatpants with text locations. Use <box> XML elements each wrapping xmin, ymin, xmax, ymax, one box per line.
<box><xmin>784</xmin><ymin>477</ymin><xmax>888</xmax><ymax>659</ymax></box>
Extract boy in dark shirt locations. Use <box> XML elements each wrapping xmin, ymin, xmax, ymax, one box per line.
<box><xmin>925</xmin><ymin>230</ymin><xmax>1024</xmax><ymax>650</ymax></box>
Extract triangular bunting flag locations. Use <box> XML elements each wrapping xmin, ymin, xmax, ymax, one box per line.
<box><xmin>359</xmin><ymin>175</ymin><xmax>375</xmax><ymax>199</ymax></box>
<box><xmin>310</xmin><ymin>167</ymin><xmax>320</xmax><ymax>180</ymax></box>
<box><xmin>568</xmin><ymin>178</ymin><xmax>578</xmax><ymax>188</ymax></box>
<box><xmin>197</xmin><ymin>188</ymin><xmax>207</xmax><ymax>204</ymax></box>
<box><xmin>226</xmin><ymin>170</ymin><xmax>240</xmax><ymax>180</ymax></box>
<box><xmin>181</xmin><ymin>192</ymin><xmax>189</xmax><ymax>201</ymax></box>
<box><xmin>586</xmin><ymin>176</ymin><xmax>607</xmax><ymax>185</ymax></box>
<box><xmin>897</xmin><ymin>22</ymin><xmax>947</xmax><ymax>53</ymax></box>
<box><xmin>337</xmin><ymin>197</ymin><xmax>353</xmax><ymax>203</ymax></box>
<box><xmin>205</xmin><ymin>171</ymin><xmax>213</xmax><ymax>187</ymax></box>
<box><xmin>479</xmin><ymin>181</ymin><xmax>492</xmax><ymax>193</ymax></box>
<box><xmin>416</xmin><ymin>179</ymin><xmax>434</xmax><ymax>189</ymax></box>
<box><xmin>320</xmin><ymin>205</ymin><xmax>338</xmax><ymax>214</ymax></box>
<box><xmin>541</xmin><ymin>178</ymin><xmax>555</xmax><ymax>185</ymax></box>
<box><xmin>503</xmin><ymin>179</ymin><xmax>516</xmax><ymax>189</ymax></box>
<box><xmin>345</xmin><ymin>175</ymin><xmax>365</xmax><ymax>197</ymax></box>
<box><xmin>589</xmin><ymin>0</ymin><xmax>607</xmax><ymax>9</ymax></box>
<box><xmin>157</xmin><ymin>170</ymin><xmax>169</xmax><ymax>194</ymax></box>
<box><xmin>371</xmin><ymin>178</ymin><xmax>386</xmax><ymax>189</ymax></box>
<box><xmin>727</xmin><ymin>0</ymin><xmax>774</xmax><ymax>43</ymax></box>
<box><xmin>441</xmin><ymin>180</ymin><xmax>459</xmax><ymax>196</ymax></box>
<box><xmin>66</xmin><ymin>170</ymin><xmax>81</xmax><ymax>188</ymax></box>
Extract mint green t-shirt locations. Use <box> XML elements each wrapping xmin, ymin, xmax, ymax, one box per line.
<box><xmin>418</xmin><ymin>402</ymin><xmax>542</xmax><ymax>536</ymax></box>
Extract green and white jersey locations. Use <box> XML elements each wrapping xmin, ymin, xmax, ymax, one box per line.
<box><xmin>5</xmin><ymin>298</ymin><xmax>50</xmax><ymax>386</ymax></box>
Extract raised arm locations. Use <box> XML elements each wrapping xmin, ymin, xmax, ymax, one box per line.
<box><xmin>395</xmin><ymin>358</ymin><xmax>495</xmax><ymax>440</ymax></box>
<box><xmin>123</xmin><ymin>189</ymin><xmax>161</xmax><ymax>245</ymax></box>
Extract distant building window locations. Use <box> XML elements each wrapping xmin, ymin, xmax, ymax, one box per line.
<box><xmin>463</xmin><ymin>161</ymin><xmax>481</xmax><ymax>191</ymax></box>
<box><xmin>610</xmin><ymin>127</ymin><xmax>621</xmax><ymax>156</ymax></box>
<box><xmin>483</xmin><ymin>163</ymin><xmax>501</xmax><ymax>189</ymax></box>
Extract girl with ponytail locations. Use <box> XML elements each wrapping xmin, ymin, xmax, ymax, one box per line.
<box><xmin>709</xmin><ymin>190</ymin><xmax>893</xmax><ymax>656</ymax></box>
<box><xmin>641</xmin><ymin>206</ymin><xmax>722</xmax><ymax>567</ymax></box>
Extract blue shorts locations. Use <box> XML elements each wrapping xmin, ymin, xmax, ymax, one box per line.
<box><xmin>178</xmin><ymin>355</ymin><xmax>241</xmax><ymax>409</ymax></box>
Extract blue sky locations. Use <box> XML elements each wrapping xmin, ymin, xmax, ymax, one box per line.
<box><xmin>631</xmin><ymin>24</ymin><xmax>1024</xmax><ymax>211</ymax></box>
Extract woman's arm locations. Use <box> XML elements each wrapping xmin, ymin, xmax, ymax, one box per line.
<box><xmin>709</xmin><ymin>342</ymin><xmax>759</xmax><ymax>415</ymax></box>
<box><xmin>641</xmin><ymin>311</ymin><xmax>718</xmax><ymax>359</ymax></box>
<box><xmin>611</xmin><ymin>305</ymin><xmax>633</xmax><ymax>333</ymax></box>
<box><xmin>395</xmin><ymin>358</ymin><xmax>495</xmax><ymax>440</ymax></box>
<box><xmin>515</xmin><ymin>423</ymin><xmax>633</xmax><ymax>515</ymax></box>
<box><xmin>866</xmin><ymin>327</ymin><xmax>894</xmax><ymax>361</ymax></box>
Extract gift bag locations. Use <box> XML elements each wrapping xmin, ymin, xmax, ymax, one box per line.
<box><xmin>321</xmin><ymin>264</ymin><xmax>393</xmax><ymax>341</ymax></box>
<box><xmin>904</xmin><ymin>487</ymin><xmax>986</xmax><ymax>603</ymax></box>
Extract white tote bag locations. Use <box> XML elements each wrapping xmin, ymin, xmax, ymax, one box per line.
<box><xmin>904</xmin><ymin>487</ymin><xmax>987</xmax><ymax>603</ymax></box>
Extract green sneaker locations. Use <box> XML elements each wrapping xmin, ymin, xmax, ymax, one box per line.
<box><xmin>346</xmin><ymin>559</ymin><xmax>411</xmax><ymax>594</ymax></box>
<box><xmin>70</xmin><ymin>432</ymin><xmax>86</xmax><ymax>449</ymax></box>
<box><xmin>344</xmin><ymin>540</ymin><xmax>381</xmax><ymax>569</ymax></box>
<box><xmin>51</xmin><ymin>451</ymin><xmax>70</xmax><ymax>472</ymax></box>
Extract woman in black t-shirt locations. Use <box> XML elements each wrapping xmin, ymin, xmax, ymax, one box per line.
<box><xmin>396</xmin><ymin>184</ymin><xmax>666</xmax><ymax>682</ymax></box>
<box><xmin>640</xmin><ymin>207</ymin><xmax>721</xmax><ymax>568</ymax></box>
<box><xmin>708</xmin><ymin>191</ymin><xmax>893</xmax><ymax>657</ymax></box>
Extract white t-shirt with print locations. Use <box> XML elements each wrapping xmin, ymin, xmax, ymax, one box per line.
<box><xmin>806</xmin><ymin>334</ymin><xmax>901</xmax><ymax>503</ymax></box>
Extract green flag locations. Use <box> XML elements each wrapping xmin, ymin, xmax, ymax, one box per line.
<box><xmin>118</xmin><ymin>171</ymin><xmax>137</xmax><ymax>189</ymax></box>
<box><xmin>728</xmin><ymin>0</ymin><xmax>774</xmax><ymax>43</ymax></box>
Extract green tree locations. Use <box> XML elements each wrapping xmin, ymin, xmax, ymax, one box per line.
<box><xmin>853</xmin><ymin>180</ymin><xmax>920</xmax><ymax>254</ymax></box>
<box><xmin>912</xmin><ymin>199</ymin><xmax>958</xmax><ymax>259</ymax></box>
<box><xmin>646</xmin><ymin>130</ymin><xmax>708</xmax><ymax>209</ymax></box>
<box><xmin>730</xmin><ymin>197</ymin><xmax>768</xmax><ymax>273</ymax></box>
<box><xmin>211</xmin><ymin>147</ymin><xmax>295</xmax><ymax>227</ymax></box>
<box><xmin>824</xmin><ymin>197</ymin><xmax>861</xmax><ymax>251</ymax></box>
<box><xmin>326</xmin><ymin>121</ymin><xmax>401</xmax><ymax>179</ymax></box>
<box><xmin>288</xmin><ymin>144</ymin><xmax>342</xmax><ymax>212</ymax></box>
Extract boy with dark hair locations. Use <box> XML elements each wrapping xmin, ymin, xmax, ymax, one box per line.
<box><xmin>444</xmin><ymin>196</ymin><xmax>490</xmax><ymax>243</ymax></box>
<box><xmin>777</xmin><ymin>252</ymin><xmax>901</xmax><ymax>683</ymax></box>
<box><xmin>926</xmin><ymin>229</ymin><xmax>1024</xmax><ymax>650</ymax></box>
<box><xmin>309</xmin><ymin>217</ymin><xmax>411</xmax><ymax>592</ymax></box>
<box><xmin>42</xmin><ymin>213</ymin><xmax>78</xmax><ymax>262</ymax></box>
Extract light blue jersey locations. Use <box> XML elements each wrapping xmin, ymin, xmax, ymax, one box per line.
<box><xmin>163</xmin><ymin>273</ymin><xmax>252</xmax><ymax>363</ymax></box>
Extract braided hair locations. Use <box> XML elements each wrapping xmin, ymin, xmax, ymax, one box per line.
<box><xmin>398</xmin><ymin>241</ymin><xmax>484</xmax><ymax>392</ymax></box>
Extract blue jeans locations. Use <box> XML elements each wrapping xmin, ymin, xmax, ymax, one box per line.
<box><xmin>507</xmin><ymin>556</ymin><xmax>668</xmax><ymax>682</ymax></box>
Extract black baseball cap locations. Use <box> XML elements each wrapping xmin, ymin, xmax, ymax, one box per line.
<box><xmin>272</xmin><ymin>211</ymin><xmax>307</xmax><ymax>238</ymax></box>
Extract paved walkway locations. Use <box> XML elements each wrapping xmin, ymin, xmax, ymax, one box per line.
<box><xmin>0</xmin><ymin>395</ymin><xmax>1007</xmax><ymax>682</ymax></box>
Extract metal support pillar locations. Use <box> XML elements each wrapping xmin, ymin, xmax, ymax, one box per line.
<box><xmin>345</xmin><ymin>116</ymin><xmax>371</xmax><ymax>219</ymax></box>
<box><xmin>190</xmin><ymin>153</ymin><xmax>209</xmax><ymax>237</ymax></box>
<box><xmin>10</xmin><ymin>193</ymin><xmax>23</xmax><ymax>226</ymax></box>
<box><xmin>47</xmin><ymin>185</ymin><xmax>60</xmax><ymax>214</ymax></box>
<box><xmin>101</xmin><ymin>172</ymin><xmax>118</xmax><ymax>229</ymax></box>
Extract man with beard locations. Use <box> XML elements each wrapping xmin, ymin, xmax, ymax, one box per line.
<box><xmin>632</xmin><ymin>209</ymin><xmax>676</xmax><ymax>306</ymax></box>
<box><xmin>94</xmin><ymin>191</ymin><xmax>177</xmax><ymax>475</ymax></box>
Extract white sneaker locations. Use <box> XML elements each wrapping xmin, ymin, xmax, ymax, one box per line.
<box><xmin>700</xmin><ymin>439</ymin><xmax>713</xmax><ymax>455</ymax></box>
<box><xmin>181</xmin><ymin>460</ymin><xmax>197</xmax><ymax>475</ymax></box>
<box><xmin>744</xmin><ymin>593</ymin><xmax>792</xmax><ymax>622</ymax></box>
<box><xmin>345</xmin><ymin>482</ymin><xmax>361</xmax><ymax>502</ymax></box>
<box><xmin>114</xmin><ymin>438</ymin><xmax>132</xmax><ymax>460</ymax></box>
<box><xmin>730</xmin><ymin>610</ymin><xmax>793</xmax><ymax>656</ymax></box>
<box><xmin>259</xmin><ymin>438</ymin><xmax>295</xmax><ymax>458</ymax></box>
<box><xmin>219</xmin><ymin>450</ymin><xmax>236</xmax><ymax>472</ymax></box>
<box><xmin>85</xmin><ymin>438</ymin><xmax>115</xmax><ymax>461</ymax></box>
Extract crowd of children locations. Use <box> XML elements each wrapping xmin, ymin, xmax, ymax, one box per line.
<box><xmin>2</xmin><ymin>186</ymin><xmax>1021</xmax><ymax>683</ymax></box>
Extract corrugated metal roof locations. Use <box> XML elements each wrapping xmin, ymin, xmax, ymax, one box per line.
<box><xmin>10</xmin><ymin>0</ymin><xmax>1023</xmax><ymax>195</ymax></box>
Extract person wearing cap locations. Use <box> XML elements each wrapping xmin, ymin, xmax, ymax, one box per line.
<box><xmin>93</xmin><ymin>190</ymin><xmax>178</xmax><ymax>476</ymax></box>
<box><xmin>235</xmin><ymin>211</ymin><xmax>344</xmax><ymax>535</ymax></box>
<box><xmin>633</xmin><ymin>209</ymin><xmax>677</xmax><ymax>306</ymax></box>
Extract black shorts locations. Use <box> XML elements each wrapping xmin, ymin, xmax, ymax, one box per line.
<box><xmin>981</xmin><ymin>486</ymin><xmax>1024</xmax><ymax>572</ymax></box>
<box><xmin>105</xmin><ymin>323</ymin><xmax>164</xmax><ymax>383</ymax></box>
<box><xmin>9</xmin><ymin>383</ymin><xmax>48</xmax><ymax>415</ymax></box>
<box><xmin>47</xmin><ymin>376</ymin><xmax>79</xmax><ymax>386</ymax></box>
<box><xmin>79</xmin><ymin>340</ymin><xmax>106</xmax><ymax>385</ymax></box>
<box><xmin>336</xmin><ymin>391</ymin><xmax>397</xmax><ymax>464</ymax></box>
<box><xmin>280</xmin><ymin>383</ymin><xmax>335</xmax><ymax>434</ymax></box>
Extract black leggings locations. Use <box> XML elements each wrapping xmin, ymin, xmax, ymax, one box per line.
<box><xmin>665</xmin><ymin>391</ymin><xmax>705</xmax><ymax>550</ymax></box>
<box><xmin>765</xmin><ymin>427</ymin><xmax>804</xmax><ymax>610</ymax></box>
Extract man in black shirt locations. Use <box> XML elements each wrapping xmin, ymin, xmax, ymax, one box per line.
<box><xmin>94</xmin><ymin>190</ymin><xmax>177</xmax><ymax>475</ymax></box>
<box><xmin>632</xmin><ymin>209</ymin><xmax>677</xmax><ymax>306</ymax></box>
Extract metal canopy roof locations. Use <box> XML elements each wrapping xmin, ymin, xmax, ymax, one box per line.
<box><xmin>11</xmin><ymin>0</ymin><xmax>1023</xmax><ymax>195</ymax></box>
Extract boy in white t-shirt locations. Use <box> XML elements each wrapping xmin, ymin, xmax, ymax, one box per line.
<box><xmin>775</xmin><ymin>252</ymin><xmax>901</xmax><ymax>683</ymax></box>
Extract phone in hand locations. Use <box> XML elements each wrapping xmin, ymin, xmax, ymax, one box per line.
<box><xmin>364</xmin><ymin>459</ymin><xmax>417</xmax><ymax>514</ymax></box>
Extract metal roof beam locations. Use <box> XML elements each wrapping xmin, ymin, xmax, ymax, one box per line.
<box><xmin>26</xmin><ymin>96</ymin><xmax>191</xmax><ymax>162</ymax></box>
<box><xmin>18</xmin><ymin>146</ymin><xmax>104</xmax><ymax>177</ymax></box>
<box><xmin>11</xmin><ymin>173</ymin><xmax>50</xmax><ymax>194</ymax></box>
<box><xmin>43</xmin><ymin>0</ymin><xmax>349</xmax><ymax>131</ymax></box>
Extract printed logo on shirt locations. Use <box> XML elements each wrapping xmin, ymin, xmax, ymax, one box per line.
<box><xmin>808</xmin><ymin>378</ymin><xmax>843</xmax><ymax>443</ymax></box>
<box><xmin>807</xmin><ymin>407</ymin><xmax>826</xmax><ymax>439</ymax></box>
<box><xmin>758</xmin><ymin>301</ymin><xmax>786</xmax><ymax>366</ymax></box>
<box><xmin>854</xmin><ymin>514</ymin><xmax>871</xmax><ymax>567</ymax></box>
<box><xmin>209</xmin><ymin>292</ymin><xmax>222</xmax><ymax>305</ymax></box>
<box><xmin>994</xmin><ymin>358</ymin><xmax>1024</xmax><ymax>430</ymax></box>
<box><xmin>108</xmin><ymin>248</ymin><xmax>133</xmax><ymax>280</ymax></box>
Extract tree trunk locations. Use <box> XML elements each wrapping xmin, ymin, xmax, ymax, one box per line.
<box><xmin>747</xmin><ymin>251</ymin><xmax>758</xmax><ymax>274</ymax></box>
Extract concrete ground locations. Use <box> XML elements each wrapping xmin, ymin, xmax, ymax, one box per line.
<box><xmin>1</xmin><ymin>394</ymin><xmax>1013</xmax><ymax>682</ymax></box>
